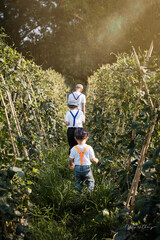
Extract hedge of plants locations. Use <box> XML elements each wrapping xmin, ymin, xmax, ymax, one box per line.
<box><xmin>86</xmin><ymin>46</ymin><xmax>160</xmax><ymax>239</ymax></box>
<box><xmin>28</xmin><ymin>47</ymin><xmax>160</xmax><ymax>240</ymax></box>
<box><xmin>0</xmin><ymin>33</ymin><xmax>68</xmax><ymax>239</ymax></box>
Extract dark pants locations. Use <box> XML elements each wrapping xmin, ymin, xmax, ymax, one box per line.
<box><xmin>67</xmin><ymin>128</ymin><xmax>77</xmax><ymax>153</ymax></box>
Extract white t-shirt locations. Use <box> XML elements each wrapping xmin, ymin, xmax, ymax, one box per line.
<box><xmin>70</xmin><ymin>144</ymin><xmax>95</xmax><ymax>165</ymax></box>
<box><xmin>68</xmin><ymin>91</ymin><xmax>86</xmax><ymax>111</ymax></box>
<box><xmin>65</xmin><ymin>109</ymin><xmax>85</xmax><ymax>128</ymax></box>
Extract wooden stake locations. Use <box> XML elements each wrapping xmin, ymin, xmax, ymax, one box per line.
<box><xmin>125</xmin><ymin>43</ymin><xmax>154</xmax><ymax>172</ymax></box>
<box><xmin>145</xmin><ymin>41</ymin><xmax>153</xmax><ymax>63</ymax></box>
<box><xmin>132</xmin><ymin>46</ymin><xmax>141</xmax><ymax>70</ymax></box>
<box><xmin>126</xmin><ymin>106</ymin><xmax>159</xmax><ymax>208</ymax></box>
<box><xmin>0</xmin><ymin>90</ymin><xmax>20</xmax><ymax>161</ymax></box>
<box><xmin>132</xmin><ymin>46</ymin><xmax>154</xmax><ymax>110</ymax></box>
<box><xmin>1</xmin><ymin>75</ymin><xmax>29</xmax><ymax>160</ymax></box>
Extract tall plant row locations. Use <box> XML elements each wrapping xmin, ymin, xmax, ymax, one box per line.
<box><xmin>0</xmin><ymin>35</ymin><xmax>69</xmax><ymax>238</ymax></box>
<box><xmin>0</xmin><ymin>36</ymin><xmax>68</xmax><ymax>163</ymax></box>
<box><xmin>86</xmin><ymin>45</ymin><xmax>160</xmax><ymax>230</ymax></box>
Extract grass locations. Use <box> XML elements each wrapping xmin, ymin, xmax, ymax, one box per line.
<box><xmin>27</xmin><ymin>144</ymin><xmax>121</xmax><ymax>240</ymax></box>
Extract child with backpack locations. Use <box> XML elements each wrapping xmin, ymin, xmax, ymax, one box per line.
<box><xmin>69</xmin><ymin>128</ymin><xmax>99</xmax><ymax>192</ymax></box>
<box><xmin>65</xmin><ymin>100</ymin><xmax>85</xmax><ymax>153</ymax></box>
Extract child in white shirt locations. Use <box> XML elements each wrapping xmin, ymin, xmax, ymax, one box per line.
<box><xmin>68</xmin><ymin>84</ymin><xmax>86</xmax><ymax>115</ymax></box>
<box><xmin>65</xmin><ymin>100</ymin><xmax>85</xmax><ymax>153</ymax></box>
<box><xmin>69</xmin><ymin>128</ymin><xmax>98</xmax><ymax>192</ymax></box>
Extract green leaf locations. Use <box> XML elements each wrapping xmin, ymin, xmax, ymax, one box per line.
<box><xmin>152</xmin><ymin>148</ymin><xmax>160</xmax><ymax>163</ymax></box>
<box><xmin>143</xmin><ymin>161</ymin><xmax>154</xmax><ymax>170</ymax></box>
<box><xmin>127</xmin><ymin>140</ymin><xmax>135</xmax><ymax>150</ymax></box>
<box><xmin>131</xmin><ymin>122</ymin><xmax>140</xmax><ymax>130</ymax></box>
<box><xmin>94</xmin><ymin>213</ymin><xmax>104</xmax><ymax>223</ymax></box>
<box><xmin>16</xmin><ymin>224</ymin><xmax>28</xmax><ymax>235</ymax></box>
<box><xmin>11</xmin><ymin>167</ymin><xmax>25</xmax><ymax>180</ymax></box>
<box><xmin>0</xmin><ymin>187</ymin><xmax>7</xmax><ymax>197</ymax></box>
<box><xmin>17</xmin><ymin>171</ymin><xmax>25</xmax><ymax>180</ymax></box>
<box><xmin>7</xmin><ymin>169</ymin><xmax>15</xmax><ymax>180</ymax></box>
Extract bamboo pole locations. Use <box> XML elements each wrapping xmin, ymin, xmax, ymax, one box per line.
<box><xmin>145</xmin><ymin>41</ymin><xmax>153</xmax><ymax>63</ymax></box>
<box><xmin>1</xmin><ymin>75</ymin><xmax>29</xmax><ymax>160</ymax></box>
<box><xmin>20</xmin><ymin>97</ymin><xmax>29</xmax><ymax>124</ymax></box>
<box><xmin>132</xmin><ymin>46</ymin><xmax>154</xmax><ymax>110</ymax></box>
<box><xmin>7</xmin><ymin>93</ymin><xmax>22</xmax><ymax>135</ymax></box>
<box><xmin>126</xmin><ymin>105</ymin><xmax>159</xmax><ymax>208</ymax></box>
<box><xmin>0</xmin><ymin>90</ymin><xmax>20</xmax><ymax>161</ymax></box>
<box><xmin>130</xmin><ymin>43</ymin><xmax>154</xmax><ymax>140</ymax></box>
<box><xmin>8</xmin><ymin>93</ymin><xmax>29</xmax><ymax>159</ymax></box>
<box><xmin>125</xmin><ymin>43</ymin><xmax>154</xmax><ymax>175</ymax></box>
<box><xmin>125</xmin><ymin>45</ymin><xmax>154</xmax><ymax>168</ymax></box>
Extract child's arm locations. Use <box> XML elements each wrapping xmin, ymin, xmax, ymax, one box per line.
<box><xmin>89</xmin><ymin>146</ymin><xmax>98</xmax><ymax>164</ymax></box>
<box><xmin>65</xmin><ymin>112</ymin><xmax>70</xmax><ymax>126</ymax></box>
<box><xmin>69</xmin><ymin>158</ymin><xmax>74</xmax><ymax>169</ymax></box>
<box><xmin>91</xmin><ymin>158</ymin><xmax>99</xmax><ymax>164</ymax></box>
<box><xmin>82</xmin><ymin>111</ymin><xmax>85</xmax><ymax>125</ymax></box>
<box><xmin>82</xmin><ymin>103</ymin><xmax>85</xmax><ymax>116</ymax></box>
<box><xmin>65</xmin><ymin>121</ymin><xmax>69</xmax><ymax>126</ymax></box>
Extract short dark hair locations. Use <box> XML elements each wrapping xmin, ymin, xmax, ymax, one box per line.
<box><xmin>74</xmin><ymin>128</ymin><xmax>88</xmax><ymax>140</ymax></box>
<box><xmin>68</xmin><ymin>105</ymin><xmax>77</xmax><ymax>109</ymax></box>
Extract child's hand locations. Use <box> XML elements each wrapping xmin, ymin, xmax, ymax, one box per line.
<box><xmin>92</xmin><ymin>158</ymin><xmax>99</xmax><ymax>164</ymax></box>
<box><xmin>94</xmin><ymin>158</ymin><xmax>99</xmax><ymax>164</ymax></box>
<box><xmin>69</xmin><ymin>164</ymin><xmax>74</xmax><ymax>169</ymax></box>
<box><xmin>91</xmin><ymin>158</ymin><xmax>99</xmax><ymax>164</ymax></box>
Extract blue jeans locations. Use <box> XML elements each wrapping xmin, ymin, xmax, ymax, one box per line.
<box><xmin>74</xmin><ymin>165</ymin><xmax>95</xmax><ymax>192</ymax></box>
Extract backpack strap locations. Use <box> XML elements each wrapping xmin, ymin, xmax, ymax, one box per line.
<box><xmin>69</xmin><ymin>110</ymin><xmax>79</xmax><ymax>127</ymax></box>
<box><xmin>75</xmin><ymin>145</ymin><xmax>89</xmax><ymax>165</ymax></box>
<box><xmin>72</xmin><ymin>92</ymin><xmax>82</xmax><ymax>100</ymax></box>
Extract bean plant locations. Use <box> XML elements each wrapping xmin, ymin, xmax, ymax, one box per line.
<box><xmin>86</xmin><ymin>49</ymin><xmax>160</xmax><ymax>239</ymax></box>
<box><xmin>0</xmin><ymin>34</ymin><xmax>69</xmax><ymax>239</ymax></box>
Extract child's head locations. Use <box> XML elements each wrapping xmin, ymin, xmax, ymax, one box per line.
<box><xmin>74</xmin><ymin>128</ymin><xmax>88</xmax><ymax>141</ymax></box>
<box><xmin>68</xmin><ymin>100</ymin><xmax>78</xmax><ymax>110</ymax></box>
<box><xmin>76</xmin><ymin>84</ymin><xmax>83</xmax><ymax>93</ymax></box>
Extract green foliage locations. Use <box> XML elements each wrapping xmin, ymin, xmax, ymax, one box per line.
<box><xmin>1</xmin><ymin>1</ymin><xmax>160</xmax><ymax>83</ymax></box>
<box><xmin>28</xmin><ymin>146</ymin><xmax>121</xmax><ymax>240</ymax></box>
<box><xmin>86</xmin><ymin>51</ymin><xmax>160</xmax><ymax>239</ymax></box>
<box><xmin>0</xmin><ymin>165</ymin><xmax>29</xmax><ymax>239</ymax></box>
<box><xmin>0</xmin><ymin>36</ymin><xmax>68</xmax><ymax>238</ymax></box>
<box><xmin>87</xmin><ymin>52</ymin><xmax>160</xmax><ymax>155</ymax></box>
<box><xmin>1</xmin><ymin>32</ymin><xmax>160</xmax><ymax>240</ymax></box>
<box><xmin>0</xmin><ymin>35</ymin><xmax>68</xmax><ymax>162</ymax></box>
